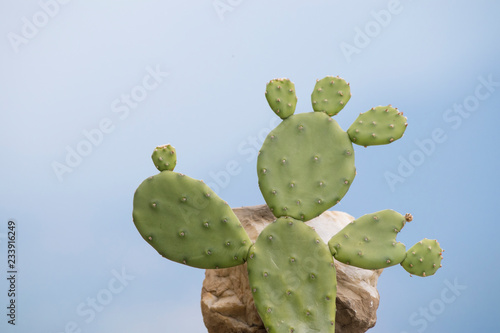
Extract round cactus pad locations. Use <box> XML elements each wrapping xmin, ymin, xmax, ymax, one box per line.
<box><xmin>247</xmin><ymin>217</ymin><xmax>337</xmax><ymax>333</ymax></box>
<box><xmin>257</xmin><ymin>112</ymin><xmax>355</xmax><ymax>220</ymax></box>
<box><xmin>151</xmin><ymin>144</ymin><xmax>177</xmax><ymax>171</ymax></box>
<box><xmin>311</xmin><ymin>76</ymin><xmax>351</xmax><ymax>116</ymax></box>
<box><xmin>401</xmin><ymin>239</ymin><xmax>443</xmax><ymax>277</ymax></box>
<box><xmin>133</xmin><ymin>172</ymin><xmax>252</xmax><ymax>269</ymax></box>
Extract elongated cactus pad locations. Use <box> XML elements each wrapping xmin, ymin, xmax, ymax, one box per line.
<box><xmin>401</xmin><ymin>239</ymin><xmax>443</xmax><ymax>277</ymax></box>
<box><xmin>347</xmin><ymin>105</ymin><xmax>407</xmax><ymax>146</ymax></box>
<box><xmin>257</xmin><ymin>112</ymin><xmax>355</xmax><ymax>220</ymax></box>
<box><xmin>328</xmin><ymin>210</ymin><xmax>409</xmax><ymax>269</ymax></box>
<box><xmin>247</xmin><ymin>217</ymin><xmax>337</xmax><ymax>333</ymax></box>
<box><xmin>265</xmin><ymin>78</ymin><xmax>297</xmax><ymax>119</ymax></box>
<box><xmin>311</xmin><ymin>76</ymin><xmax>351</xmax><ymax>116</ymax></box>
<box><xmin>133</xmin><ymin>148</ymin><xmax>252</xmax><ymax>269</ymax></box>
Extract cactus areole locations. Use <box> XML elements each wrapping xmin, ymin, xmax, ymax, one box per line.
<box><xmin>132</xmin><ymin>76</ymin><xmax>443</xmax><ymax>332</ymax></box>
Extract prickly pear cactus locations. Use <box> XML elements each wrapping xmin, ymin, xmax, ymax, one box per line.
<box><xmin>257</xmin><ymin>111</ymin><xmax>355</xmax><ymax>221</ymax></box>
<box><xmin>311</xmin><ymin>76</ymin><xmax>351</xmax><ymax>116</ymax></box>
<box><xmin>131</xmin><ymin>75</ymin><xmax>444</xmax><ymax>333</ymax></box>
<box><xmin>133</xmin><ymin>146</ymin><xmax>252</xmax><ymax>269</ymax></box>
<box><xmin>328</xmin><ymin>210</ymin><xmax>410</xmax><ymax>269</ymax></box>
<box><xmin>265</xmin><ymin>78</ymin><xmax>298</xmax><ymax>119</ymax></box>
<box><xmin>401</xmin><ymin>238</ymin><xmax>444</xmax><ymax>277</ymax></box>
<box><xmin>347</xmin><ymin>106</ymin><xmax>408</xmax><ymax>146</ymax></box>
<box><xmin>151</xmin><ymin>144</ymin><xmax>177</xmax><ymax>171</ymax></box>
<box><xmin>247</xmin><ymin>217</ymin><xmax>337</xmax><ymax>333</ymax></box>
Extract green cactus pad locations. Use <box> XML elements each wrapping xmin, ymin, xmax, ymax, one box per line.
<box><xmin>265</xmin><ymin>78</ymin><xmax>297</xmax><ymax>119</ymax></box>
<box><xmin>311</xmin><ymin>76</ymin><xmax>351</xmax><ymax>116</ymax></box>
<box><xmin>133</xmin><ymin>170</ymin><xmax>252</xmax><ymax>269</ymax></box>
<box><xmin>347</xmin><ymin>105</ymin><xmax>407</xmax><ymax>146</ymax></box>
<box><xmin>151</xmin><ymin>144</ymin><xmax>177</xmax><ymax>171</ymax></box>
<box><xmin>328</xmin><ymin>210</ymin><xmax>410</xmax><ymax>269</ymax></box>
<box><xmin>257</xmin><ymin>112</ymin><xmax>355</xmax><ymax>221</ymax></box>
<box><xmin>247</xmin><ymin>217</ymin><xmax>337</xmax><ymax>333</ymax></box>
<box><xmin>401</xmin><ymin>239</ymin><xmax>443</xmax><ymax>277</ymax></box>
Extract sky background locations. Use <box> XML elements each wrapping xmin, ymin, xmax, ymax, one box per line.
<box><xmin>1</xmin><ymin>1</ymin><xmax>499</xmax><ymax>332</ymax></box>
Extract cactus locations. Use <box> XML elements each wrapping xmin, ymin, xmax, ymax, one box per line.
<box><xmin>347</xmin><ymin>105</ymin><xmax>408</xmax><ymax>146</ymax></box>
<box><xmin>401</xmin><ymin>238</ymin><xmax>444</xmax><ymax>277</ymax></box>
<box><xmin>265</xmin><ymin>78</ymin><xmax>298</xmax><ymax>119</ymax></box>
<box><xmin>257</xmin><ymin>111</ymin><xmax>355</xmax><ymax>221</ymax></box>
<box><xmin>311</xmin><ymin>76</ymin><xmax>351</xmax><ymax>116</ymax></box>
<box><xmin>328</xmin><ymin>210</ymin><xmax>410</xmax><ymax>269</ymax></box>
<box><xmin>133</xmin><ymin>145</ymin><xmax>252</xmax><ymax>269</ymax></box>
<box><xmin>247</xmin><ymin>217</ymin><xmax>337</xmax><ymax>333</ymax></box>
<box><xmin>131</xmin><ymin>76</ymin><xmax>444</xmax><ymax>332</ymax></box>
<box><xmin>151</xmin><ymin>144</ymin><xmax>177</xmax><ymax>171</ymax></box>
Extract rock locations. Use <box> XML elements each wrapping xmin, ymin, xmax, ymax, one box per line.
<box><xmin>201</xmin><ymin>205</ymin><xmax>382</xmax><ymax>333</ymax></box>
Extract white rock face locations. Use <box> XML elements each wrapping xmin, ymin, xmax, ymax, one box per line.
<box><xmin>201</xmin><ymin>205</ymin><xmax>382</xmax><ymax>333</ymax></box>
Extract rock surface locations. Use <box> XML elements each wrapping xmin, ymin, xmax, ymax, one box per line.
<box><xmin>201</xmin><ymin>205</ymin><xmax>382</xmax><ymax>333</ymax></box>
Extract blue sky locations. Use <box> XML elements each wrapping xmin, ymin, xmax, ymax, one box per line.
<box><xmin>1</xmin><ymin>1</ymin><xmax>499</xmax><ymax>332</ymax></box>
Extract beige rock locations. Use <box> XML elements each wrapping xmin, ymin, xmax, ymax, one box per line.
<box><xmin>201</xmin><ymin>205</ymin><xmax>382</xmax><ymax>333</ymax></box>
